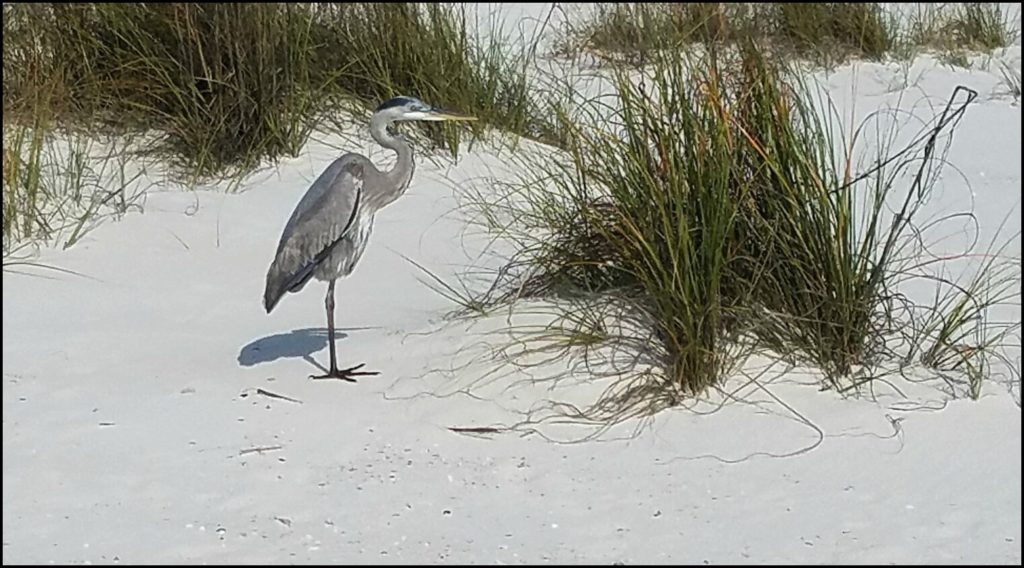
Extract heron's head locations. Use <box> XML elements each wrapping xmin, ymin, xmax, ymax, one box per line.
<box><xmin>373</xmin><ymin>96</ymin><xmax>477</xmax><ymax>123</ymax></box>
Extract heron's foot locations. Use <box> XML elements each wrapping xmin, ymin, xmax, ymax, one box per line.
<box><xmin>310</xmin><ymin>363</ymin><xmax>380</xmax><ymax>383</ymax></box>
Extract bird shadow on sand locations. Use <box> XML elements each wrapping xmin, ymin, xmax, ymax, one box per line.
<box><xmin>238</xmin><ymin>327</ymin><xmax>352</xmax><ymax>374</ymax></box>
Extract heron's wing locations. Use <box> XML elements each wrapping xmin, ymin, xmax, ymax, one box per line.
<box><xmin>263</xmin><ymin>155</ymin><xmax>367</xmax><ymax>313</ymax></box>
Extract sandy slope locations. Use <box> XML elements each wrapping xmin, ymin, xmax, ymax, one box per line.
<box><xmin>3</xmin><ymin>8</ymin><xmax>1022</xmax><ymax>565</ymax></box>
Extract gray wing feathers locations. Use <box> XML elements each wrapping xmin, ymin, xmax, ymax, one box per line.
<box><xmin>263</xmin><ymin>155</ymin><xmax>366</xmax><ymax>313</ymax></box>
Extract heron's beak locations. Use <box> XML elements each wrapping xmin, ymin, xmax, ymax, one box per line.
<box><xmin>426</xmin><ymin>108</ymin><xmax>478</xmax><ymax>122</ymax></box>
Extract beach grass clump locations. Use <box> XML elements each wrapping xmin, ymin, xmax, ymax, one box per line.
<box><xmin>2</xmin><ymin>113</ymin><xmax>144</xmax><ymax>255</ymax></box>
<box><xmin>558</xmin><ymin>2</ymin><xmax>1017</xmax><ymax>69</ymax></box>
<box><xmin>2</xmin><ymin>2</ymin><xmax>557</xmax><ymax>254</ymax></box>
<box><xmin>906</xmin><ymin>3</ymin><xmax>1017</xmax><ymax>55</ymax></box>
<box><xmin>1</xmin><ymin>3</ymin><xmax>551</xmax><ymax>182</ymax></box>
<box><xmin>558</xmin><ymin>3</ymin><xmax>896</xmax><ymax>67</ymax></box>
<box><xmin>457</xmin><ymin>41</ymin><xmax>996</xmax><ymax>423</ymax></box>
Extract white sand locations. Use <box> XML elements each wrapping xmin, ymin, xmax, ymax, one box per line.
<box><xmin>3</xmin><ymin>4</ymin><xmax>1021</xmax><ymax>564</ymax></box>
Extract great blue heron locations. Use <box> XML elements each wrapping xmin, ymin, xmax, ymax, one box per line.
<box><xmin>263</xmin><ymin>96</ymin><xmax>476</xmax><ymax>382</ymax></box>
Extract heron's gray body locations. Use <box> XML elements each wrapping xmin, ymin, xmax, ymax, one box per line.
<box><xmin>314</xmin><ymin>196</ymin><xmax>374</xmax><ymax>282</ymax></box>
<box><xmin>260</xmin><ymin>96</ymin><xmax>473</xmax><ymax>380</ymax></box>
<box><xmin>263</xmin><ymin>112</ymin><xmax>416</xmax><ymax>314</ymax></box>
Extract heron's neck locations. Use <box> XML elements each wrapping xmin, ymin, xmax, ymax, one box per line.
<box><xmin>368</xmin><ymin>113</ymin><xmax>415</xmax><ymax>210</ymax></box>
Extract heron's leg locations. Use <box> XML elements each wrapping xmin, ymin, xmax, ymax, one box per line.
<box><xmin>311</xmin><ymin>280</ymin><xmax>380</xmax><ymax>382</ymax></box>
<box><xmin>326</xmin><ymin>279</ymin><xmax>338</xmax><ymax>373</ymax></box>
